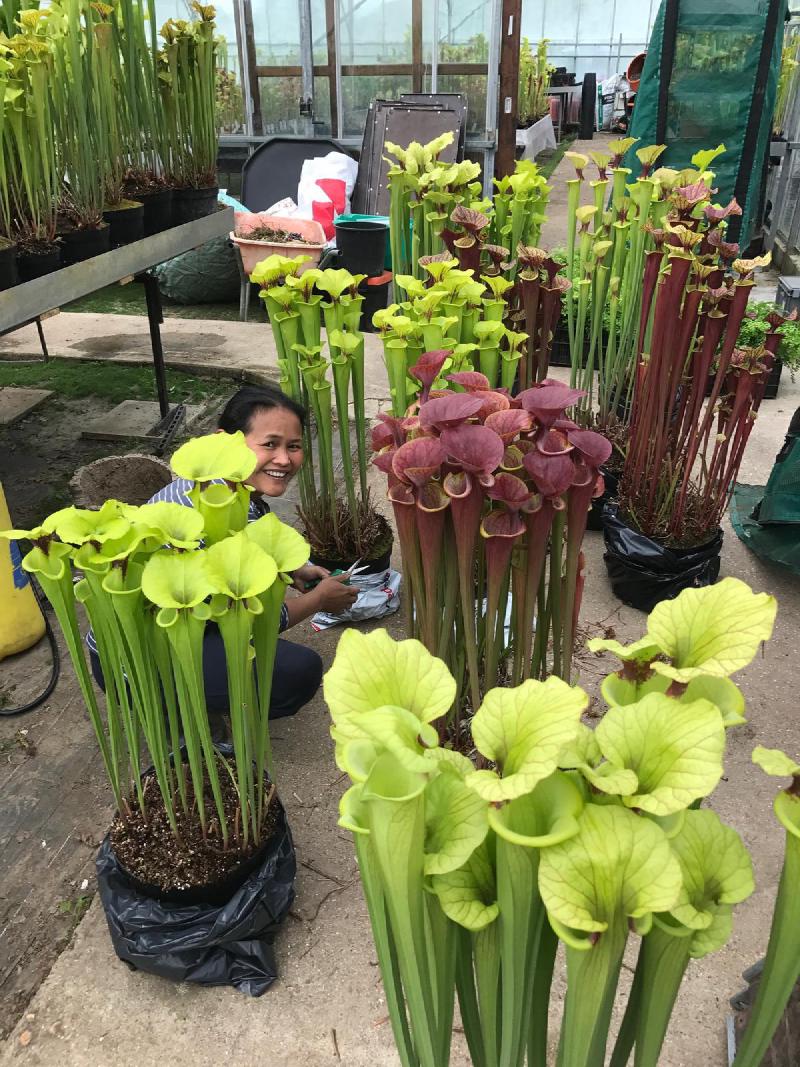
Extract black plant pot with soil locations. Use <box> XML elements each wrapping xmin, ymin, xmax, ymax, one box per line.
<box><xmin>132</xmin><ymin>187</ymin><xmax>174</xmax><ymax>236</ymax></box>
<box><xmin>104</xmin><ymin>201</ymin><xmax>144</xmax><ymax>247</ymax></box>
<box><xmin>60</xmin><ymin>222</ymin><xmax>111</xmax><ymax>266</ymax></box>
<box><xmin>587</xmin><ymin>465</ymin><xmax>620</xmax><ymax>532</ymax></box>
<box><xmin>96</xmin><ymin>749</ymin><xmax>296</xmax><ymax>994</ymax></box>
<box><xmin>172</xmin><ymin>185</ymin><xmax>219</xmax><ymax>225</ymax></box>
<box><xmin>17</xmin><ymin>243</ymin><xmax>61</xmax><ymax>283</ymax></box>
<box><xmin>0</xmin><ymin>241</ymin><xmax>19</xmax><ymax>290</ymax></box>
<box><xmin>601</xmin><ymin>503</ymin><xmax>723</xmax><ymax>613</ymax></box>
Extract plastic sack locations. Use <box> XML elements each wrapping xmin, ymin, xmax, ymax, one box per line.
<box><xmin>151</xmin><ymin>190</ymin><xmax>241</xmax><ymax>303</ymax></box>
<box><xmin>518</xmin><ymin>113</ymin><xmax>557</xmax><ymax>161</ymax></box>
<box><xmin>95</xmin><ymin>795</ymin><xmax>296</xmax><ymax>996</ymax></box>
<box><xmin>153</xmin><ymin>236</ymin><xmax>239</xmax><ymax>304</ymax></box>
<box><xmin>311</xmin><ymin>567</ymin><xmax>401</xmax><ymax>631</ymax></box>
<box><xmin>599</xmin><ymin>74</ymin><xmax>629</xmax><ymax>129</ymax></box>
<box><xmin>601</xmin><ymin>504</ymin><xmax>722</xmax><ymax>613</ymax></box>
<box><xmin>297</xmin><ymin>152</ymin><xmax>358</xmax><ymax>240</ymax></box>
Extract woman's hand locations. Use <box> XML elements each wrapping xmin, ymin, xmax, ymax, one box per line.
<box><xmin>291</xmin><ymin>563</ymin><xmax>330</xmax><ymax>592</ymax></box>
<box><xmin>313</xmin><ymin>572</ymin><xmax>359</xmax><ymax>614</ymax></box>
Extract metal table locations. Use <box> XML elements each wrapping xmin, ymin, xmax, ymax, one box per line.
<box><xmin>0</xmin><ymin>208</ymin><xmax>235</xmax><ymax>442</ymax></box>
<box><xmin>547</xmin><ymin>84</ymin><xmax>584</xmax><ymax>142</ymax></box>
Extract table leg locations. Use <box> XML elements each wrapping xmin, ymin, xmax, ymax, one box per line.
<box><xmin>138</xmin><ymin>270</ymin><xmax>169</xmax><ymax>419</ymax></box>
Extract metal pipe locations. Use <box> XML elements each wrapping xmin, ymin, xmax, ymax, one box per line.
<box><xmin>333</xmin><ymin>0</ymin><xmax>344</xmax><ymax>138</ymax></box>
<box><xmin>298</xmin><ymin>0</ymin><xmax>315</xmax><ymax>135</ymax></box>
<box><xmin>484</xmin><ymin>0</ymin><xmax>503</xmax><ymax>198</ymax></box>
<box><xmin>432</xmin><ymin>0</ymin><xmax>439</xmax><ymax>92</ymax></box>
<box><xmin>232</xmin><ymin>0</ymin><xmax>255</xmax><ymax>138</ymax></box>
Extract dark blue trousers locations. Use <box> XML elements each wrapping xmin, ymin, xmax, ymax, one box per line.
<box><xmin>89</xmin><ymin>628</ymin><xmax>323</xmax><ymax>720</ymax></box>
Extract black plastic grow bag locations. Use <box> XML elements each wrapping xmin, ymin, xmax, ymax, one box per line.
<box><xmin>602</xmin><ymin>503</ymin><xmax>723</xmax><ymax>612</ymax></box>
<box><xmin>96</xmin><ymin>795</ymin><xmax>296</xmax><ymax>996</ymax></box>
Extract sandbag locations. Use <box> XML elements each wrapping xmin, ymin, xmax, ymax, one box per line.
<box><xmin>96</xmin><ymin>795</ymin><xmax>296</xmax><ymax>996</ymax></box>
<box><xmin>601</xmin><ymin>503</ymin><xmax>722</xmax><ymax>612</ymax></box>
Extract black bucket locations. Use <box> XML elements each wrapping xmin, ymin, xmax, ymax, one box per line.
<box><xmin>136</xmin><ymin>187</ymin><xmax>175</xmax><ymax>235</ymax></box>
<box><xmin>104</xmin><ymin>202</ymin><xmax>144</xmax><ymax>247</ymax></box>
<box><xmin>61</xmin><ymin>223</ymin><xmax>111</xmax><ymax>266</ymax></box>
<box><xmin>173</xmin><ymin>185</ymin><xmax>219</xmax><ymax>225</ymax></box>
<box><xmin>359</xmin><ymin>271</ymin><xmax>392</xmax><ymax>332</ymax></box>
<box><xmin>335</xmin><ymin>219</ymin><xmax>388</xmax><ymax>278</ymax></box>
<box><xmin>0</xmin><ymin>241</ymin><xmax>19</xmax><ymax>290</ymax></box>
<box><xmin>17</xmin><ymin>244</ymin><xmax>61</xmax><ymax>283</ymax></box>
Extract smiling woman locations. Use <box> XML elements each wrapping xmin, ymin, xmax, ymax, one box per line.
<box><xmin>87</xmin><ymin>384</ymin><xmax>358</xmax><ymax>731</ymax></box>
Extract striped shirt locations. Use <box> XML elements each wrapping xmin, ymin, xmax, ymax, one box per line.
<box><xmin>85</xmin><ymin>478</ymin><xmax>289</xmax><ymax>654</ymax></box>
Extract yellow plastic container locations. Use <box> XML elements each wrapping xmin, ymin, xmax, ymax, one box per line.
<box><xmin>0</xmin><ymin>483</ymin><xmax>45</xmax><ymax>660</ymax></box>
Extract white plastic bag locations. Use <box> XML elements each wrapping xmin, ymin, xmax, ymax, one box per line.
<box><xmin>310</xmin><ymin>567</ymin><xmax>402</xmax><ymax>631</ymax></box>
<box><xmin>296</xmin><ymin>152</ymin><xmax>359</xmax><ymax>240</ymax></box>
<box><xmin>519</xmin><ymin>113</ymin><xmax>557</xmax><ymax>161</ymax></box>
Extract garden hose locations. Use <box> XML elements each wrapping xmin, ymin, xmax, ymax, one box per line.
<box><xmin>0</xmin><ymin>576</ymin><xmax>61</xmax><ymax>716</ymax></box>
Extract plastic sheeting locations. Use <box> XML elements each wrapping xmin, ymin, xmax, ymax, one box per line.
<box><xmin>96</xmin><ymin>796</ymin><xmax>296</xmax><ymax>996</ymax></box>
<box><xmin>602</xmin><ymin>504</ymin><xmax>723</xmax><ymax>612</ymax></box>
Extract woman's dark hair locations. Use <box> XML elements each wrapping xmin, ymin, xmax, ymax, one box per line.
<box><xmin>218</xmin><ymin>385</ymin><xmax>306</xmax><ymax>434</ymax></box>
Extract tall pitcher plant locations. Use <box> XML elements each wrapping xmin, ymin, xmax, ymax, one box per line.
<box><xmin>2</xmin><ymin>11</ymin><xmax>60</xmax><ymax>249</ymax></box>
<box><xmin>253</xmin><ymin>256</ymin><xmax>385</xmax><ymax>562</ymax></box>
<box><xmin>1</xmin><ymin>433</ymin><xmax>308</xmax><ymax>851</ymax></box>
<box><xmin>373</xmin><ymin>367</ymin><xmax>610</xmax><ymax>716</ymax></box>
<box><xmin>325</xmin><ymin>578</ymin><xmax>778</xmax><ymax>1067</ymax></box>
<box><xmin>563</xmin><ymin>140</ymin><xmax>737</xmax><ymax>432</ymax></box>
<box><xmin>159</xmin><ymin>3</ymin><xmax>218</xmax><ymax>189</ymax></box>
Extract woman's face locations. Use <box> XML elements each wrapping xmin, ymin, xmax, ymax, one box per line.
<box><xmin>243</xmin><ymin>406</ymin><xmax>304</xmax><ymax>497</ymax></box>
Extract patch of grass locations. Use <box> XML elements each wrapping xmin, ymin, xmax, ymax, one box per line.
<box><xmin>0</xmin><ymin>359</ymin><xmax>230</xmax><ymax>405</ymax></box>
<box><xmin>66</xmin><ymin>281</ymin><xmax>268</xmax><ymax>323</ymax></box>
<box><xmin>57</xmin><ymin>894</ymin><xmax>92</xmax><ymax>924</ymax></box>
<box><xmin>536</xmin><ymin>133</ymin><xmax>578</xmax><ymax>180</ymax></box>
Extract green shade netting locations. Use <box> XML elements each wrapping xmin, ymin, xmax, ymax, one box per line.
<box><xmin>626</xmin><ymin>0</ymin><xmax>787</xmax><ymax>248</ymax></box>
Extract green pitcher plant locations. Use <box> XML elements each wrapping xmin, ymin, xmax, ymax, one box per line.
<box><xmin>0</xmin><ymin>432</ymin><xmax>309</xmax><ymax>852</ymax></box>
<box><xmin>253</xmin><ymin>256</ymin><xmax>386</xmax><ymax>562</ymax></box>
<box><xmin>325</xmin><ymin>577</ymin><xmax>777</xmax><ymax>1067</ymax></box>
<box><xmin>561</xmin><ymin>141</ymin><xmax>739</xmax><ymax>435</ymax></box>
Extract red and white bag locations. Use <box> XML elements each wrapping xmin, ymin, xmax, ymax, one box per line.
<box><xmin>296</xmin><ymin>152</ymin><xmax>358</xmax><ymax>240</ymax></box>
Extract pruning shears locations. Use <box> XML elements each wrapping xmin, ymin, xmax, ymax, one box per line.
<box><xmin>306</xmin><ymin>557</ymin><xmax>370</xmax><ymax>589</ymax></box>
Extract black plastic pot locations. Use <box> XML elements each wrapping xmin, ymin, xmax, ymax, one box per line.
<box><xmin>17</xmin><ymin>244</ymin><xmax>61</xmax><ymax>282</ymax></box>
<box><xmin>359</xmin><ymin>270</ymin><xmax>392</xmax><ymax>331</ymax></box>
<box><xmin>763</xmin><ymin>358</ymin><xmax>783</xmax><ymax>400</ymax></box>
<box><xmin>136</xmin><ymin>187</ymin><xmax>174</xmax><ymax>235</ymax></box>
<box><xmin>61</xmin><ymin>223</ymin><xmax>111</xmax><ymax>266</ymax></box>
<box><xmin>601</xmin><ymin>503</ymin><xmax>723</xmax><ymax>612</ymax></box>
<box><xmin>173</xmin><ymin>185</ymin><xmax>219</xmax><ymax>225</ymax></box>
<box><xmin>549</xmin><ymin>323</ymin><xmax>571</xmax><ymax>367</ymax></box>
<box><xmin>587</xmin><ymin>466</ymin><xmax>620</xmax><ymax>532</ymax></box>
<box><xmin>335</xmin><ymin>218</ymin><xmax>388</xmax><ymax>278</ymax></box>
<box><xmin>104</xmin><ymin>202</ymin><xmax>144</xmax><ymax>246</ymax></box>
<box><xmin>310</xmin><ymin>545</ymin><xmax>393</xmax><ymax>576</ymax></box>
<box><xmin>0</xmin><ymin>241</ymin><xmax>19</xmax><ymax>290</ymax></box>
